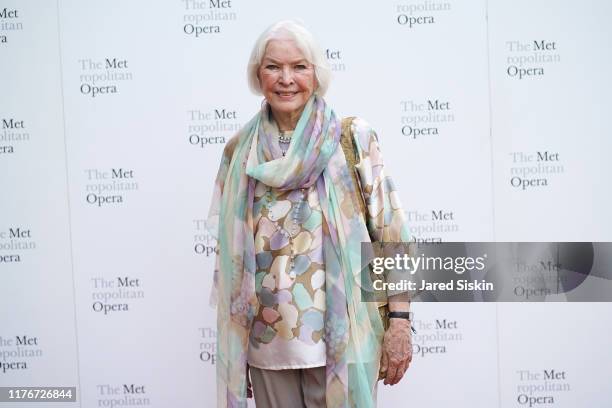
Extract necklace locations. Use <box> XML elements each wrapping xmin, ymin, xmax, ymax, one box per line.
<box><xmin>278</xmin><ymin>130</ymin><xmax>293</xmax><ymax>146</ymax></box>
<box><xmin>264</xmin><ymin>186</ymin><xmax>308</xmax><ymax>275</ymax></box>
<box><xmin>279</xmin><ymin>133</ymin><xmax>292</xmax><ymax>157</ymax></box>
<box><xmin>278</xmin><ymin>134</ymin><xmax>293</xmax><ymax>144</ymax></box>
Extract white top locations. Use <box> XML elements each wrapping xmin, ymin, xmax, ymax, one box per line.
<box><xmin>247</xmin><ymin>172</ymin><xmax>326</xmax><ymax>369</ymax></box>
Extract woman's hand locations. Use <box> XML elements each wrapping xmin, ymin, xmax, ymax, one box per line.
<box><xmin>380</xmin><ymin>319</ymin><xmax>413</xmax><ymax>385</ymax></box>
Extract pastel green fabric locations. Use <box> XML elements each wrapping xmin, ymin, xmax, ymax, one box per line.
<box><xmin>206</xmin><ymin>95</ymin><xmax>410</xmax><ymax>407</ymax></box>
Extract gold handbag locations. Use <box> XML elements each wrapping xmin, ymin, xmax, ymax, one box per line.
<box><xmin>339</xmin><ymin>117</ymin><xmax>390</xmax><ymax>332</ymax></box>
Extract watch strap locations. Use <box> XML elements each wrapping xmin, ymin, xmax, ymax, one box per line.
<box><xmin>388</xmin><ymin>311</ymin><xmax>413</xmax><ymax>320</ymax></box>
<box><xmin>387</xmin><ymin>311</ymin><xmax>417</xmax><ymax>334</ymax></box>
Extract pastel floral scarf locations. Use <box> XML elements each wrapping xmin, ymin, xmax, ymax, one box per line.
<box><xmin>207</xmin><ymin>96</ymin><xmax>385</xmax><ymax>407</ymax></box>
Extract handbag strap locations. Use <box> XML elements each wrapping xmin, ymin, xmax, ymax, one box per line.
<box><xmin>340</xmin><ymin>117</ymin><xmax>368</xmax><ymax>219</ymax></box>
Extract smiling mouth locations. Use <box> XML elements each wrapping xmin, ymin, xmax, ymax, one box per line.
<box><xmin>275</xmin><ymin>91</ymin><xmax>298</xmax><ymax>98</ymax></box>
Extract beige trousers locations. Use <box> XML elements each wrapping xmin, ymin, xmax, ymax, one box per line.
<box><xmin>249</xmin><ymin>366</ymin><xmax>326</xmax><ymax>408</ymax></box>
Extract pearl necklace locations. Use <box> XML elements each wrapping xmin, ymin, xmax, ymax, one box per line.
<box><xmin>278</xmin><ymin>134</ymin><xmax>293</xmax><ymax>144</ymax></box>
<box><xmin>278</xmin><ymin>131</ymin><xmax>293</xmax><ymax>157</ymax></box>
<box><xmin>264</xmin><ymin>186</ymin><xmax>308</xmax><ymax>275</ymax></box>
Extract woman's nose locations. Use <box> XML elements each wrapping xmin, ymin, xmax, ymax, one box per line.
<box><xmin>279</xmin><ymin>67</ymin><xmax>294</xmax><ymax>84</ymax></box>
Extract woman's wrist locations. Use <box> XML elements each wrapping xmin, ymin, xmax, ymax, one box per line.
<box><xmin>386</xmin><ymin>308</ymin><xmax>416</xmax><ymax>333</ymax></box>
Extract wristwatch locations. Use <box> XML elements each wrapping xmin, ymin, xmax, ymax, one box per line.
<box><xmin>387</xmin><ymin>311</ymin><xmax>417</xmax><ymax>333</ymax></box>
<box><xmin>387</xmin><ymin>311</ymin><xmax>413</xmax><ymax>320</ymax></box>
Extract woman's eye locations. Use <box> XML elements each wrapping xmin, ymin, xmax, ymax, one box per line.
<box><xmin>295</xmin><ymin>64</ymin><xmax>307</xmax><ymax>70</ymax></box>
<box><xmin>266</xmin><ymin>65</ymin><xmax>279</xmax><ymax>70</ymax></box>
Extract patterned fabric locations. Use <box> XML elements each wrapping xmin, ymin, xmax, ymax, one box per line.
<box><xmin>206</xmin><ymin>95</ymin><xmax>410</xmax><ymax>407</ymax></box>
<box><xmin>247</xmin><ymin>182</ymin><xmax>327</xmax><ymax>369</ymax></box>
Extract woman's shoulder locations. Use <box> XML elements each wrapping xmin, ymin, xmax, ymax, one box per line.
<box><xmin>220</xmin><ymin>129</ymin><xmax>248</xmax><ymax>161</ymax></box>
<box><xmin>347</xmin><ymin>116</ymin><xmax>372</xmax><ymax>131</ymax></box>
<box><xmin>221</xmin><ymin>114</ymin><xmax>259</xmax><ymax>159</ymax></box>
<box><xmin>344</xmin><ymin>116</ymin><xmax>380</xmax><ymax>154</ymax></box>
<box><xmin>223</xmin><ymin>132</ymin><xmax>241</xmax><ymax>156</ymax></box>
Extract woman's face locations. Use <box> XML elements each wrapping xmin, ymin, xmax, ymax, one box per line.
<box><xmin>258</xmin><ymin>39</ymin><xmax>317</xmax><ymax>120</ymax></box>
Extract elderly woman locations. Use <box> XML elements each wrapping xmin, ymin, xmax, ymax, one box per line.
<box><xmin>206</xmin><ymin>20</ymin><xmax>413</xmax><ymax>407</ymax></box>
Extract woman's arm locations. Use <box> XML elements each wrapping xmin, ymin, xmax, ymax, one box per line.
<box><xmin>350</xmin><ymin>118</ymin><xmax>413</xmax><ymax>385</ymax></box>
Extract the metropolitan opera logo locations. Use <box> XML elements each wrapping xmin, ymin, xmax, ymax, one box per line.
<box><xmin>508</xmin><ymin>150</ymin><xmax>564</xmax><ymax>190</ymax></box>
<box><xmin>394</xmin><ymin>1</ymin><xmax>451</xmax><ymax>28</ymax></box>
<box><xmin>0</xmin><ymin>334</ymin><xmax>43</xmax><ymax>374</ymax></box>
<box><xmin>400</xmin><ymin>99</ymin><xmax>454</xmax><ymax>140</ymax></box>
<box><xmin>407</xmin><ymin>209</ymin><xmax>460</xmax><ymax>243</ymax></box>
<box><xmin>0</xmin><ymin>7</ymin><xmax>23</xmax><ymax>44</ymax></box>
<box><xmin>514</xmin><ymin>368</ymin><xmax>571</xmax><ymax>406</ymax></box>
<box><xmin>198</xmin><ymin>327</ymin><xmax>217</xmax><ymax>365</ymax></box>
<box><xmin>95</xmin><ymin>384</ymin><xmax>151</xmax><ymax>407</ymax></box>
<box><xmin>187</xmin><ymin>108</ymin><xmax>240</xmax><ymax>149</ymax></box>
<box><xmin>0</xmin><ymin>226</ymin><xmax>36</xmax><ymax>264</ymax></box>
<box><xmin>181</xmin><ymin>0</ymin><xmax>237</xmax><ymax>37</ymax></box>
<box><xmin>505</xmin><ymin>40</ymin><xmax>561</xmax><ymax>80</ymax></box>
<box><xmin>78</xmin><ymin>57</ymin><xmax>134</xmax><ymax>98</ymax></box>
<box><xmin>83</xmin><ymin>168</ymin><xmax>139</xmax><ymax>207</ymax></box>
<box><xmin>1</xmin><ymin>117</ymin><xmax>30</xmax><ymax>155</ymax></box>
<box><xmin>412</xmin><ymin>316</ymin><xmax>462</xmax><ymax>358</ymax></box>
<box><xmin>90</xmin><ymin>276</ymin><xmax>145</xmax><ymax>315</ymax></box>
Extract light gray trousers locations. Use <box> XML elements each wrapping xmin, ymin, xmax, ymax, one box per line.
<box><xmin>249</xmin><ymin>366</ymin><xmax>326</xmax><ymax>408</ymax></box>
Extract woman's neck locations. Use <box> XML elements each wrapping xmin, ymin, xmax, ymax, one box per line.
<box><xmin>270</xmin><ymin>107</ymin><xmax>304</xmax><ymax>132</ymax></box>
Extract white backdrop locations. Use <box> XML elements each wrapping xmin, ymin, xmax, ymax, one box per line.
<box><xmin>1</xmin><ymin>0</ymin><xmax>612</xmax><ymax>407</ymax></box>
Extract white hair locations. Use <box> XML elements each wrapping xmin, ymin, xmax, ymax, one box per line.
<box><xmin>247</xmin><ymin>20</ymin><xmax>331</xmax><ymax>96</ymax></box>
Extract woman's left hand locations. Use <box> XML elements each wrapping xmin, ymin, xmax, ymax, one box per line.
<box><xmin>380</xmin><ymin>319</ymin><xmax>413</xmax><ymax>385</ymax></box>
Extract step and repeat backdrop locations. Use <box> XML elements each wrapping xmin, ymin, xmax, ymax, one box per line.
<box><xmin>1</xmin><ymin>0</ymin><xmax>611</xmax><ymax>407</ymax></box>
